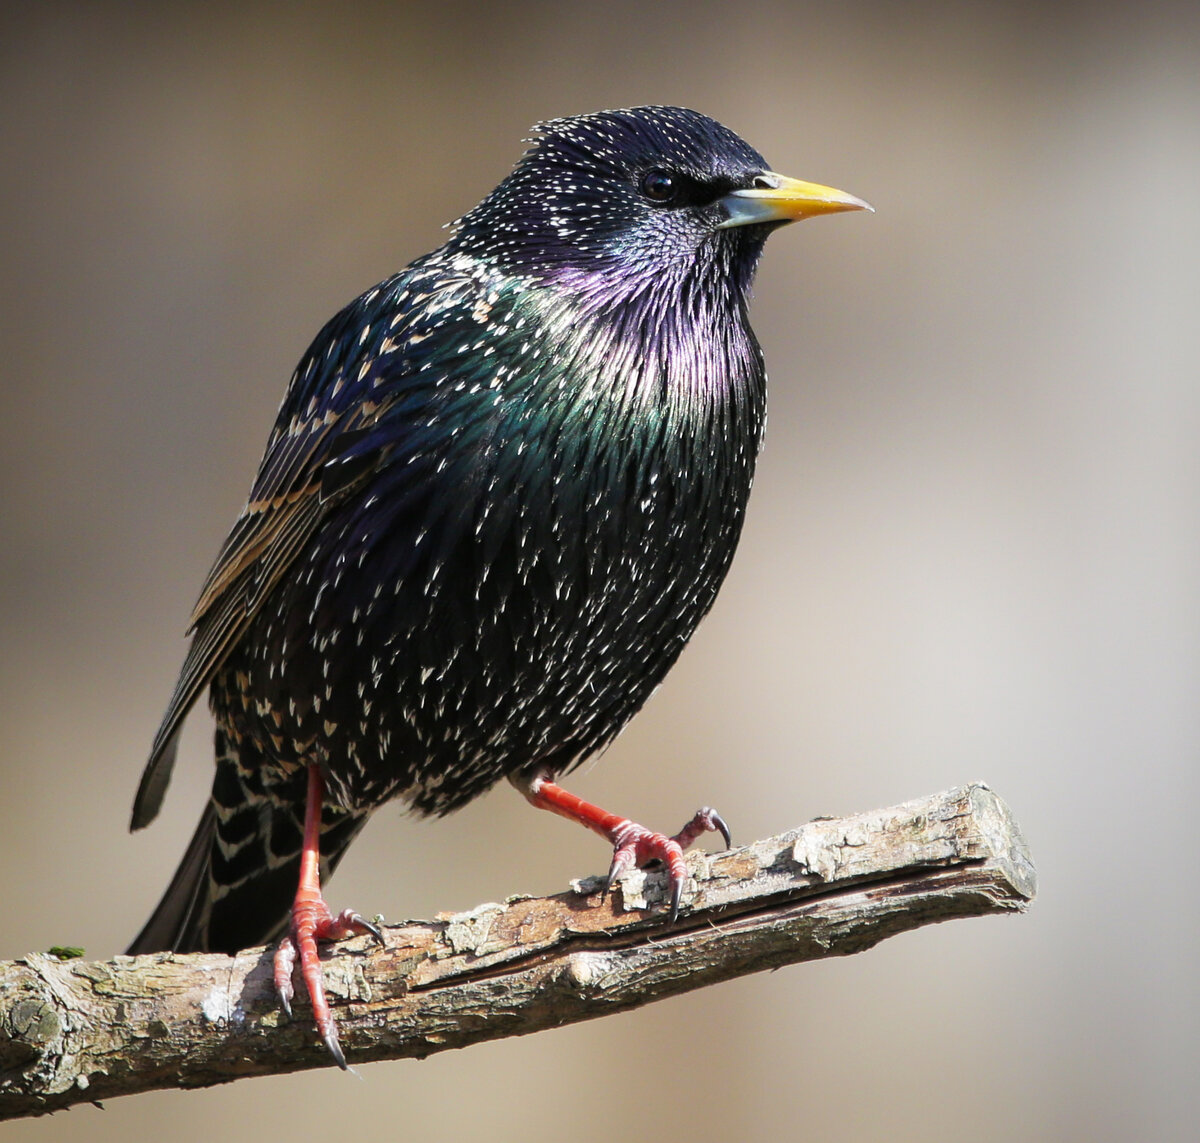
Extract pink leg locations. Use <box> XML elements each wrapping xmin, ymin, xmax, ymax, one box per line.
<box><xmin>517</xmin><ymin>772</ymin><xmax>731</xmax><ymax>920</ymax></box>
<box><xmin>273</xmin><ymin>764</ymin><xmax>382</xmax><ymax>1069</ymax></box>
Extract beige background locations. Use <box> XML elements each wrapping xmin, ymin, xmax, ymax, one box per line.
<box><xmin>3</xmin><ymin>3</ymin><xmax>1197</xmax><ymax>1140</ymax></box>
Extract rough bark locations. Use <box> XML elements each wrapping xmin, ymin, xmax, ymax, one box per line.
<box><xmin>0</xmin><ymin>783</ymin><xmax>1035</xmax><ymax>1120</ymax></box>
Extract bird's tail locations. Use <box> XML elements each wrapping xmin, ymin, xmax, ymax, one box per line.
<box><xmin>128</xmin><ymin>730</ymin><xmax>369</xmax><ymax>955</ymax></box>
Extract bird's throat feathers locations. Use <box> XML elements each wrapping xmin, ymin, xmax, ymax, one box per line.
<box><xmin>518</xmin><ymin>245</ymin><xmax>767</xmax><ymax>424</ymax></box>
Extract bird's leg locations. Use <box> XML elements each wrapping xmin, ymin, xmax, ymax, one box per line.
<box><xmin>514</xmin><ymin>771</ymin><xmax>731</xmax><ymax>921</ymax></box>
<box><xmin>273</xmin><ymin>763</ymin><xmax>382</xmax><ymax>1070</ymax></box>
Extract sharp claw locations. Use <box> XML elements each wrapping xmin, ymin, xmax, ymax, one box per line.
<box><xmin>352</xmin><ymin>912</ymin><xmax>385</xmax><ymax>944</ymax></box>
<box><xmin>322</xmin><ymin>1028</ymin><xmax>349</xmax><ymax>1072</ymax></box>
<box><xmin>668</xmin><ymin>876</ymin><xmax>683</xmax><ymax>923</ymax></box>
<box><xmin>602</xmin><ymin>838</ymin><xmax>639</xmax><ymax>906</ymax></box>
<box><xmin>712</xmin><ymin>811</ymin><xmax>732</xmax><ymax>850</ymax></box>
<box><xmin>274</xmin><ymin>936</ymin><xmax>297</xmax><ymax>1018</ymax></box>
<box><xmin>601</xmin><ymin>856</ymin><xmax>621</xmax><ymax>903</ymax></box>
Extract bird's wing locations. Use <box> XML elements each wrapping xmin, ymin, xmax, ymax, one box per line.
<box><xmin>131</xmin><ymin>276</ymin><xmax>422</xmax><ymax>830</ymax></box>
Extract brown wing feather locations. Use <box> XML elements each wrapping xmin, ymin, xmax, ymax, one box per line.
<box><xmin>131</xmin><ymin>398</ymin><xmax>392</xmax><ymax>831</ymax></box>
<box><xmin>188</xmin><ymin>414</ymin><xmax>346</xmax><ymax>626</ymax></box>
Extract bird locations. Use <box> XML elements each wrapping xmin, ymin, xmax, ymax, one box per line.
<box><xmin>127</xmin><ymin>105</ymin><xmax>870</xmax><ymax>1067</ymax></box>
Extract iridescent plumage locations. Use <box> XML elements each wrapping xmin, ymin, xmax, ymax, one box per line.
<box><xmin>128</xmin><ymin>107</ymin><xmax>869</xmax><ymax>1062</ymax></box>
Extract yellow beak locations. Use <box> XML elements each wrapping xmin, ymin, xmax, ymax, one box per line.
<box><xmin>717</xmin><ymin>172</ymin><xmax>873</xmax><ymax>229</ymax></box>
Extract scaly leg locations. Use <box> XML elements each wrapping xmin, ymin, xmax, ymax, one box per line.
<box><xmin>515</xmin><ymin>771</ymin><xmax>731</xmax><ymax>920</ymax></box>
<box><xmin>273</xmin><ymin>764</ymin><xmax>382</xmax><ymax>1069</ymax></box>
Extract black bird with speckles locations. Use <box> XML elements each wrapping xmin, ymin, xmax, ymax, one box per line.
<box><xmin>128</xmin><ymin>106</ymin><xmax>870</xmax><ymax>1064</ymax></box>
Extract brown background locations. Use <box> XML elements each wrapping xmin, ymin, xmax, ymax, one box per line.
<box><xmin>3</xmin><ymin>3</ymin><xmax>1197</xmax><ymax>1140</ymax></box>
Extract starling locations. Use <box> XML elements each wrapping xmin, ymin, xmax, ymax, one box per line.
<box><xmin>128</xmin><ymin>106</ymin><xmax>870</xmax><ymax>1066</ymax></box>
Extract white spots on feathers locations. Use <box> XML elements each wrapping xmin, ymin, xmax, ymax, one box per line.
<box><xmin>201</xmin><ymin>106</ymin><xmax>775</xmax><ymax>819</ymax></box>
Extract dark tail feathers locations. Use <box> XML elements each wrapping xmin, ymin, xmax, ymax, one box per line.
<box><xmin>128</xmin><ymin>740</ymin><xmax>369</xmax><ymax>955</ymax></box>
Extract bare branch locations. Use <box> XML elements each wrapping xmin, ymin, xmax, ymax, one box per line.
<box><xmin>0</xmin><ymin>783</ymin><xmax>1035</xmax><ymax>1120</ymax></box>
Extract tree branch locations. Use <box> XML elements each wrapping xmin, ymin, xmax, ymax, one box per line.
<box><xmin>1</xmin><ymin>783</ymin><xmax>1035</xmax><ymax>1119</ymax></box>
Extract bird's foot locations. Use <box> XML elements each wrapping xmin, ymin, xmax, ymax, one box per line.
<box><xmin>273</xmin><ymin>897</ymin><xmax>383</xmax><ymax>1069</ymax></box>
<box><xmin>604</xmin><ymin>807</ymin><xmax>732</xmax><ymax>920</ymax></box>
<box><xmin>515</xmin><ymin>773</ymin><xmax>731</xmax><ymax>920</ymax></box>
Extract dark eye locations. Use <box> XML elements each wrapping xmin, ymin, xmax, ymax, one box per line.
<box><xmin>639</xmin><ymin>168</ymin><xmax>677</xmax><ymax>203</ymax></box>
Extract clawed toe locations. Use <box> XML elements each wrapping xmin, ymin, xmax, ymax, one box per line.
<box><xmin>273</xmin><ymin>935</ymin><xmax>297</xmax><ymax>1017</ymax></box>
<box><xmin>603</xmin><ymin>808</ymin><xmax>731</xmax><ymax>920</ymax></box>
<box><xmin>323</xmin><ymin>908</ymin><xmax>385</xmax><ymax>945</ymax></box>
<box><xmin>267</xmin><ymin>766</ymin><xmax>385</xmax><ymax>1069</ymax></box>
<box><xmin>518</xmin><ymin>774</ymin><xmax>730</xmax><ymax>923</ymax></box>
<box><xmin>676</xmin><ymin>806</ymin><xmax>732</xmax><ymax>851</ymax></box>
<box><xmin>272</xmin><ymin>903</ymin><xmax>382</xmax><ymax>1071</ymax></box>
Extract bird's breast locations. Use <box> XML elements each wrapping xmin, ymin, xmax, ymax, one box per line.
<box><xmin>215</xmin><ymin>271</ymin><xmax>767</xmax><ymax>814</ymax></box>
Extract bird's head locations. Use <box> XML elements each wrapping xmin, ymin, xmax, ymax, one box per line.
<box><xmin>449</xmin><ymin>106</ymin><xmax>870</xmax><ymax>297</ymax></box>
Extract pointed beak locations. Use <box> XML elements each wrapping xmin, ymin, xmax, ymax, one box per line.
<box><xmin>717</xmin><ymin>172</ymin><xmax>874</xmax><ymax>229</ymax></box>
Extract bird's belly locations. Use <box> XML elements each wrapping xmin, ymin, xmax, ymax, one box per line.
<box><xmin>209</xmin><ymin>487</ymin><xmax>740</xmax><ymax>817</ymax></box>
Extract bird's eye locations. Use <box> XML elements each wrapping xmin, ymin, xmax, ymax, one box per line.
<box><xmin>639</xmin><ymin>169</ymin><xmax>678</xmax><ymax>203</ymax></box>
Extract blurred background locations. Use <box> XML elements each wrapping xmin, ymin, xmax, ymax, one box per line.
<box><xmin>2</xmin><ymin>2</ymin><xmax>1197</xmax><ymax>1140</ymax></box>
